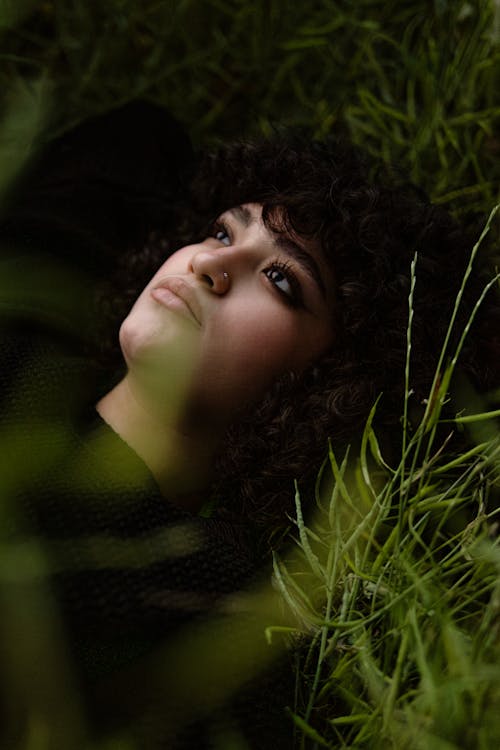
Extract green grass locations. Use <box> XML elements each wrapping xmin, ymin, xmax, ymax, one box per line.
<box><xmin>274</xmin><ymin>206</ymin><xmax>500</xmax><ymax>748</ymax></box>
<box><xmin>1</xmin><ymin>1</ymin><xmax>499</xmax><ymax>214</ymax></box>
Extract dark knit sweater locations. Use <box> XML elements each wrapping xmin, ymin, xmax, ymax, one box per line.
<box><xmin>0</xmin><ymin>323</ymin><xmax>293</xmax><ymax>748</ymax></box>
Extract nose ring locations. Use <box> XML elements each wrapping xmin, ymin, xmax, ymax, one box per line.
<box><xmin>223</xmin><ymin>272</ymin><xmax>229</xmax><ymax>280</ymax></box>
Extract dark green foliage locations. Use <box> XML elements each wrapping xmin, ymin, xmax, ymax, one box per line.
<box><xmin>1</xmin><ymin>1</ymin><xmax>499</xmax><ymax>214</ymax></box>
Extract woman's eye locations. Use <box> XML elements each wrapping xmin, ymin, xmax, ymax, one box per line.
<box><xmin>264</xmin><ymin>265</ymin><xmax>301</xmax><ymax>306</ymax></box>
<box><xmin>214</xmin><ymin>227</ymin><xmax>231</xmax><ymax>246</ymax></box>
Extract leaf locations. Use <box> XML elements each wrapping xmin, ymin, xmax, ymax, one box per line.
<box><xmin>0</xmin><ymin>77</ymin><xmax>50</xmax><ymax>202</ymax></box>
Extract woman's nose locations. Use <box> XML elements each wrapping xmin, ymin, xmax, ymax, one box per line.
<box><xmin>190</xmin><ymin>248</ymin><xmax>231</xmax><ymax>295</ymax></box>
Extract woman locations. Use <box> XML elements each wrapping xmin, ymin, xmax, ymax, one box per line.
<box><xmin>97</xmin><ymin>200</ymin><xmax>336</xmax><ymax>510</ymax></box>
<box><xmin>1</xmin><ymin>102</ymin><xmax>498</xmax><ymax>749</ymax></box>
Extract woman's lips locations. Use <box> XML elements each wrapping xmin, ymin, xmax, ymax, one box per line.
<box><xmin>151</xmin><ymin>278</ymin><xmax>202</xmax><ymax>326</ymax></box>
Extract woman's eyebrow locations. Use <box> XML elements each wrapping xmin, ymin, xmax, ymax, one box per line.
<box><xmin>228</xmin><ymin>206</ymin><xmax>327</xmax><ymax>299</ymax></box>
<box><xmin>274</xmin><ymin>235</ymin><xmax>327</xmax><ymax>299</ymax></box>
<box><xmin>228</xmin><ymin>205</ymin><xmax>254</xmax><ymax>227</ymax></box>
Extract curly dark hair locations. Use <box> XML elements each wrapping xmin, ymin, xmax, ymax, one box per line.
<box><xmin>182</xmin><ymin>135</ymin><xmax>499</xmax><ymax>536</ymax></box>
<box><xmin>104</xmin><ymin>133</ymin><xmax>500</xmax><ymax>539</ymax></box>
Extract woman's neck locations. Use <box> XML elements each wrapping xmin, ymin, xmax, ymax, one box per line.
<box><xmin>96</xmin><ymin>376</ymin><xmax>218</xmax><ymax>512</ymax></box>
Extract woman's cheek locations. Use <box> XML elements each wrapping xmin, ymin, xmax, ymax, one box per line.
<box><xmin>229</xmin><ymin>313</ymin><xmax>298</xmax><ymax>379</ymax></box>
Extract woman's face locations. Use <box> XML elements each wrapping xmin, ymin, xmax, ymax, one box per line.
<box><xmin>120</xmin><ymin>203</ymin><xmax>336</xmax><ymax>426</ymax></box>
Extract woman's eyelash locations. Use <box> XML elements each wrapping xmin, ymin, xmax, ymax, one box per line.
<box><xmin>211</xmin><ymin>220</ymin><xmax>232</xmax><ymax>245</ymax></box>
<box><xmin>264</xmin><ymin>260</ymin><xmax>303</xmax><ymax>307</ymax></box>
